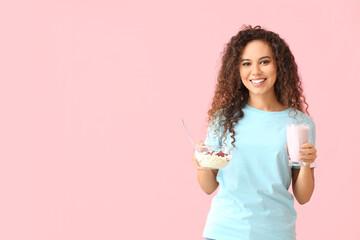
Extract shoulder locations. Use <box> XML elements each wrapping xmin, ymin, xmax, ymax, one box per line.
<box><xmin>288</xmin><ymin>108</ymin><xmax>315</xmax><ymax>126</ymax></box>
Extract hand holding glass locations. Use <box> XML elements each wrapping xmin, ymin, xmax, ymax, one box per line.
<box><xmin>286</xmin><ymin>124</ymin><xmax>309</xmax><ymax>166</ymax></box>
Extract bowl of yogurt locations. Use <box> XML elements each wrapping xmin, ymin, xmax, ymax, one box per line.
<box><xmin>194</xmin><ymin>144</ymin><xmax>234</xmax><ymax>169</ymax></box>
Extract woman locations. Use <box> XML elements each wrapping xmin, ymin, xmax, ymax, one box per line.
<box><xmin>193</xmin><ymin>25</ymin><xmax>318</xmax><ymax>240</ymax></box>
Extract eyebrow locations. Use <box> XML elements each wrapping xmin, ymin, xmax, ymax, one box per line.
<box><xmin>240</xmin><ymin>56</ymin><xmax>271</xmax><ymax>62</ymax></box>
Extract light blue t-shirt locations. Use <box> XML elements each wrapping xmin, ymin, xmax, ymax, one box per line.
<box><xmin>203</xmin><ymin>104</ymin><xmax>316</xmax><ymax>240</ymax></box>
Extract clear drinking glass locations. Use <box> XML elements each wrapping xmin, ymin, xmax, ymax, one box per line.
<box><xmin>286</xmin><ymin>123</ymin><xmax>309</xmax><ymax>166</ymax></box>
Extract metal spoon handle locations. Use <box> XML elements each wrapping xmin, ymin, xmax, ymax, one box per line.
<box><xmin>181</xmin><ymin>119</ymin><xmax>196</xmax><ymax>147</ymax></box>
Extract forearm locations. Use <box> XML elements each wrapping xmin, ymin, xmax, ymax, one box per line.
<box><xmin>197</xmin><ymin>169</ymin><xmax>219</xmax><ymax>195</ymax></box>
<box><xmin>293</xmin><ymin>165</ymin><xmax>315</xmax><ymax>204</ymax></box>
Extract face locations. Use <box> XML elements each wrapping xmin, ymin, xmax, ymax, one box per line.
<box><xmin>239</xmin><ymin>40</ymin><xmax>277</xmax><ymax>97</ymax></box>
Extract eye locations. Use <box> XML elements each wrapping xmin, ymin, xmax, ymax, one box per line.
<box><xmin>260</xmin><ymin>60</ymin><xmax>270</xmax><ymax>64</ymax></box>
<box><xmin>242</xmin><ymin>62</ymin><xmax>250</xmax><ymax>66</ymax></box>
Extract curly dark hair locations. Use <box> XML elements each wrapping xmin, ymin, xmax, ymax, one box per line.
<box><xmin>208</xmin><ymin>25</ymin><xmax>309</xmax><ymax>147</ymax></box>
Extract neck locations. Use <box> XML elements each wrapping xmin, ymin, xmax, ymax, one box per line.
<box><xmin>247</xmin><ymin>92</ymin><xmax>287</xmax><ymax>112</ymax></box>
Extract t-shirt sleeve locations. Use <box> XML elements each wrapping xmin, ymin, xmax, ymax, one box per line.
<box><xmin>292</xmin><ymin>117</ymin><xmax>317</xmax><ymax>169</ymax></box>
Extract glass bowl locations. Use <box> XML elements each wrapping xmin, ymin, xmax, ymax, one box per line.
<box><xmin>194</xmin><ymin>144</ymin><xmax>234</xmax><ymax>169</ymax></box>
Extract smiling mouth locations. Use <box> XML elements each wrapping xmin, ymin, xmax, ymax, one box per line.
<box><xmin>250</xmin><ymin>78</ymin><xmax>266</xmax><ymax>84</ymax></box>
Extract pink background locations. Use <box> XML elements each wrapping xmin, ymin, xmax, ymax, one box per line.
<box><xmin>0</xmin><ymin>0</ymin><xmax>359</xmax><ymax>239</ymax></box>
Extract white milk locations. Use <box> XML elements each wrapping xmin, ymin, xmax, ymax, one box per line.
<box><xmin>286</xmin><ymin>124</ymin><xmax>309</xmax><ymax>165</ymax></box>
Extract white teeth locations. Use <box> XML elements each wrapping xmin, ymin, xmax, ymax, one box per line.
<box><xmin>251</xmin><ymin>78</ymin><xmax>266</xmax><ymax>84</ymax></box>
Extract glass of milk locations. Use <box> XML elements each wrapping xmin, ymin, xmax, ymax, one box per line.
<box><xmin>286</xmin><ymin>123</ymin><xmax>309</xmax><ymax>167</ymax></box>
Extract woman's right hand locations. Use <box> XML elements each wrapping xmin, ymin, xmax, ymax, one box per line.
<box><xmin>193</xmin><ymin>140</ymin><xmax>219</xmax><ymax>194</ymax></box>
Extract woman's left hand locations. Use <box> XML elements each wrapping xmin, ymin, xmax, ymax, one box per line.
<box><xmin>299</xmin><ymin>142</ymin><xmax>317</xmax><ymax>165</ymax></box>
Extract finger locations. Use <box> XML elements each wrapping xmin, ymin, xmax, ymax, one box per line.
<box><xmin>194</xmin><ymin>160</ymin><xmax>200</xmax><ymax>168</ymax></box>
<box><xmin>299</xmin><ymin>149</ymin><xmax>316</xmax><ymax>154</ymax></box>
<box><xmin>193</xmin><ymin>155</ymin><xmax>204</xmax><ymax>168</ymax></box>
<box><xmin>193</xmin><ymin>156</ymin><xmax>200</xmax><ymax>167</ymax></box>
<box><xmin>301</xmin><ymin>142</ymin><xmax>314</xmax><ymax>148</ymax></box>
<box><xmin>300</xmin><ymin>152</ymin><xmax>317</xmax><ymax>158</ymax></box>
<box><xmin>285</xmin><ymin>145</ymin><xmax>289</xmax><ymax>155</ymax></box>
<box><xmin>300</xmin><ymin>154</ymin><xmax>317</xmax><ymax>161</ymax></box>
<box><xmin>300</xmin><ymin>155</ymin><xmax>314</xmax><ymax>161</ymax></box>
<box><xmin>194</xmin><ymin>159</ymin><xmax>206</xmax><ymax>170</ymax></box>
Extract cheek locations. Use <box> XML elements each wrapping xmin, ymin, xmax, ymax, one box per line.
<box><xmin>239</xmin><ymin>73</ymin><xmax>247</xmax><ymax>84</ymax></box>
<box><xmin>239</xmin><ymin>69</ymin><xmax>248</xmax><ymax>80</ymax></box>
<box><xmin>271</xmin><ymin>64</ymin><xmax>277</xmax><ymax>77</ymax></box>
<box><xmin>268</xmin><ymin>67</ymin><xmax>277</xmax><ymax>79</ymax></box>
<box><xmin>272</xmin><ymin>71</ymin><xmax>277</xmax><ymax>79</ymax></box>
<box><xmin>240</xmin><ymin>78</ymin><xmax>246</xmax><ymax>85</ymax></box>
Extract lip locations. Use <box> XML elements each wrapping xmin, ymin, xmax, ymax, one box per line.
<box><xmin>250</xmin><ymin>78</ymin><xmax>267</xmax><ymax>86</ymax></box>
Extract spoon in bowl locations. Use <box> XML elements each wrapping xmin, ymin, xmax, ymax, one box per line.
<box><xmin>181</xmin><ymin>119</ymin><xmax>196</xmax><ymax>147</ymax></box>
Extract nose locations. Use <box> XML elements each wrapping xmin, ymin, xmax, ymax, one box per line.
<box><xmin>252</xmin><ymin>63</ymin><xmax>262</xmax><ymax>75</ymax></box>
